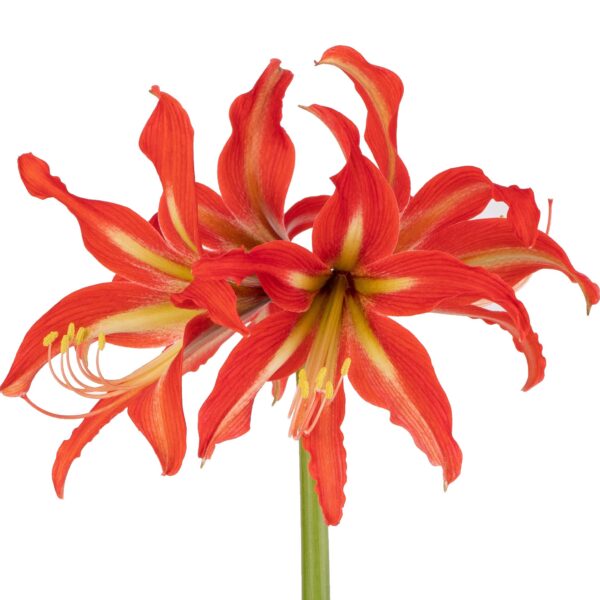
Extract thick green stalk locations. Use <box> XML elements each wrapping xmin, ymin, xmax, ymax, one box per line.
<box><xmin>299</xmin><ymin>440</ymin><xmax>330</xmax><ymax>600</ymax></box>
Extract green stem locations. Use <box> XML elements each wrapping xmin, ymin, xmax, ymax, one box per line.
<box><xmin>299</xmin><ymin>440</ymin><xmax>330</xmax><ymax>600</ymax></box>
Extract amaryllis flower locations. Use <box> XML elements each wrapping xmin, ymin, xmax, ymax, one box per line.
<box><xmin>193</xmin><ymin>127</ymin><xmax>549</xmax><ymax>525</ymax></box>
<box><xmin>314</xmin><ymin>45</ymin><xmax>599</xmax><ymax>336</ymax></box>
<box><xmin>0</xmin><ymin>57</ymin><xmax>305</xmax><ymax>495</ymax></box>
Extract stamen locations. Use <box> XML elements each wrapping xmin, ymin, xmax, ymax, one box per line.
<box><xmin>98</xmin><ymin>332</ymin><xmax>106</xmax><ymax>351</ymax></box>
<box><xmin>60</xmin><ymin>334</ymin><xmax>70</xmax><ymax>354</ymax></box>
<box><xmin>340</xmin><ymin>357</ymin><xmax>351</xmax><ymax>377</ymax></box>
<box><xmin>75</xmin><ymin>326</ymin><xmax>87</xmax><ymax>345</ymax></box>
<box><xmin>315</xmin><ymin>367</ymin><xmax>327</xmax><ymax>390</ymax></box>
<box><xmin>43</xmin><ymin>331</ymin><xmax>59</xmax><ymax>347</ymax></box>
<box><xmin>20</xmin><ymin>392</ymin><xmax>129</xmax><ymax>420</ymax></box>
<box><xmin>325</xmin><ymin>381</ymin><xmax>334</xmax><ymax>400</ymax></box>
<box><xmin>67</xmin><ymin>322</ymin><xmax>75</xmax><ymax>342</ymax></box>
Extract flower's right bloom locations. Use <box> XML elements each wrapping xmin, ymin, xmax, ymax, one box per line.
<box><xmin>192</xmin><ymin>47</ymin><xmax>598</xmax><ymax>526</ymax></box>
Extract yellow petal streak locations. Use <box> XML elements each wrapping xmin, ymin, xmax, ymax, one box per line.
<box><xmin>336</xmin><ymin>213</ymin><xmax>363</xmax><ymax>271</ymax></box>
<box><xmin>109</xmin><ymin>229</ymin><xmax>193</xmax><ymax>282</ymax></box>
<box><xmin>345</xmin><ymin>295</ymin><xmax>396</xmax><ymax>382</ymax></box>
<box><xmin>165</xmin><ymin>186</ymin><xmax>198</xmax><ymax>252</ymax></box>
<box><xmin>92</xmin><ymin>303</ymin><xmax>202</xmax><ymax>337</ymax></box>
<box><xmin>353</xmin><ymin>276</ymin><xmax>415</xmax><ymax>296</ymax></box>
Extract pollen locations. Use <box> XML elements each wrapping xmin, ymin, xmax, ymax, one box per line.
<box><xmin>60</xmin><ymin>334</ymin><xmax>70</xmax><ymax>354</ymax></box>
<box><xmin>315</xmin><ymin>367</ymin><xmax>327</xmax><ymax>390</ymax></box>
<box><xmin>66</xmin><ymin>322</ymin><xmax>76</xmax><ymax>342</ymax></box>
<box><xmin>299</xmin><ymin>379</ymin><xmax>310</xmax><ymax>399</ymax></box>
<box><xmin>75</xmin><ymin>326</ymin><xmax>87</xmax><ymax>345</ymax></box>
<box><xmin>325</xmin><ymin>381</ymin><xmax>335</xmax><ymax>400</ymax></box>
<box><xmin>341</xmin><ymin>357</ymin><xmax>352</xmax><ymax>376</ymax></box>
<box><xmin>97</xmin><ymin>332</ymin><xmax>106</xmax><ymax>351</ymax></box>
<box><xmin>42</xmin><ymin>331</ymin><xmax>59</xmax><ymax>347</ymax></box>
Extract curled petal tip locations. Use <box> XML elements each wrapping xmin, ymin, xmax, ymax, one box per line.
<box><xmin>443</xmin><ymin>480</ymin><xmax>449</xmax><ymax>493</ymax></box>
<box><xmin>149</xmin><ymin>85</ymin><xmax>161</xmax><ymax>97</ymax></box>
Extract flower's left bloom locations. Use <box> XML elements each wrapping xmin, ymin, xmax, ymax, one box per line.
<box><xmin>0</xmin><ymin>88</ymin><xmax>257</xmax><ymax>496</ymax></box>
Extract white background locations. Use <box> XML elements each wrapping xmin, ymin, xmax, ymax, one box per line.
<box><xmin>0</xmin><ymin>1</ymin><xmax>598</xmax><ymax>598</ymax></box>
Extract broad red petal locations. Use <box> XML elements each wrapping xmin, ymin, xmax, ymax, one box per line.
<box><xmin>284</xmin><ymin>195</ymin><xmax>329</xmax><ymax>240</ymax></box>
<box><xmin>218</xmin><ymin>60</ymin><xmax>294</xmax><ymax>242</ymax></box>
<box><xmin>18</xmin><ymin>154</ymin><xmax>192</xmax><ymax>292</ymax></box>
<box><xmin>198</xmin><ymin>308</ymin><xmax>322</xmax><ymax>460</ymax></box>
<box><xmin>354</xmin><ymin>250</ymin><xmax>543</xmax><ymax>390</ymax></box>
<box><xmin>302</xmin><ymin>382</ymin><xmax>347</xmax><ymax>526</ymax></box>
<box><xmin>139</xmin><ymin>87</ymin><xmax>199</xmax><ymax>257</ymax></box>
<box><xmin>0</xmin><ymin>282</ymin><xmax>200</xmax><ymax>397</ymax></box>
<box><xmin>435</xmin><ymin>302</ymin><xmax>546</xmax><ymax>391</ymax></box>
<box><xmin>312</xmin><ymin>151</ymin><xmax>399</xmax><ymax>271</ymax></box>
<box><xmin>128</xmin><ymin>346</ymin><xmax>186</xmax><ymax>475</ymax></box>
<box><xmin>493</xmin><ymin>184</ymin><xmax>540</xmax><ymax>248</ymax></box>
<box><xmin>193</xmin><ymin>241</ymin><xmax>330</xmax><ymax>313</ymax></box>
<box><xmin>345</xmin><ymin>298</ymin><xmax>462</xmax><ymax>486</ymax></box>
<box><xmin>397</xmin><ymin>167</ymin><xmax>540</xmax><ymax>250</ymax></box>
<box><xmin>421</xmin><ymin>218</ymin><xmax>600</xmax><ymax>313</ymax></box>
<box><xmin>52</xmin><ymin>394</ymin><xmax>129</xmax><ymax>498</ymax></box>
<box><xmin>317</xmin><ymin>46</ymin><xmax>410</xmax><ymax>210</ymax></box>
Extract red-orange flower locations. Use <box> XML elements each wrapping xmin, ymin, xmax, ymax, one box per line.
<box><xmin>193</xmin><ymin>47</ymin><xmax>599</xmax><ymax>526</ymax></box>
<box><xmin>194</xmin><ymin>137</ymin><xmax>548</xmax><ymax>525</ymax></box>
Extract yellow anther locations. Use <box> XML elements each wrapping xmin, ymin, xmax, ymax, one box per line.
<box><xmin>325</xmin><ymin>381</ymin><xmax>335</xmax><ymax>400</ymax></box>
<box><xmin>98</xmin><ymin>332</ymin><xmax>106</xmax><ymax>351</ymax></box>
<box><xmin>43</xmin><ymin>331</ymin><xmax>59</xmax><ymax>347</ymax></box>
<box><xmin>299</xmin><ymin>379</ymin><xmax>310</xmax><ymax>399</ymax></box>
<box><xmin>67</xmin><ymin>322</ymin><xmax>76</xmax><ymax>342</ymax></box>
<box><xmin>60</xmin><ymin>334</ymin><xmax>70</xmax><ymax>354</ymax></box>
<box><xmin>298</xmin><ymin>368</ymin><xmax>308</xmax><ymax>385</ymax></box>
<box><xmin>341</xmin><ymin>357</ymin><xmax>352</xmax><ymax>377</ymax></box>
<box><xmin>315</xmin><ymin>367</ymin><xmax>327</xmax><ymax>390</ymax></box>
<box><xmin>75</xmin><ymin>327</ymin><xmax>87</xmax><ymax>345</ymax></box>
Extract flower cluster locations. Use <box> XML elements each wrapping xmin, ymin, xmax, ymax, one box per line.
<box><xmin>2</xmin><ymin>46</ymin><xmax>597</xmax><ymax>525</ymax></box>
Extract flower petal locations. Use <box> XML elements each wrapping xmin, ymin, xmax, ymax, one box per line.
<box><xmin>171</xmin><ymin>279</ymin><xmax>248</xmax><ymax>334</ymax></box>
<box><xmin>0</xmin><ymin>282</ymin><xmax>201</xmax><ymax>397</ymax></box>
<box><xmin>345</xmin><ymin>297</ymin><xmax>462</xmax><ymax>486</ymax></box>
<box><xmin>139</xmin><ymin>86</ymin><xmax>199</xmax><ymax>257</ymax></box>
<box><xmin>53</xmin><ymin>340</ymin><xmax>186</xmax><ymax>496</ymax></box>
<box><xmin>302</xmin><ymin>382</ymin><xmax>347</xmax><ymax>526</ymax></box>
<box><xmin>198</xmin><ymin>305</ymin><xmax>323</xmax><ymax>460</ymax></box>
<box><xmin>284</xmin><ymin>195</ymin><xmax>329</xmax><ymax>240</ymax></box>
<box><xmin>301</xmin><ymin>104</ymin><xmax>360</xmax><ymax>159</ymax></box>
<box><xmin>435</xmin><ymin>302</ymin><xmax>546</xmax><ymax>391</ymax></box>
<box><xmin>317</xmin><ymin>46</ymin><xmax>410</xmax><ymax>209</ymax></box>
<box><xmin>193</xmin><ymin>241</ymin><xmax>330</xmax><ymax>313</ymax></box>
<box><xmin>196</xmin><ymin>183</ymin><xmax>262</xmax><ymax>250</ymax></box>
<box><xmin>397</xmin><ymin>168</ymin><xmax>540</xmax><ymax>250</ymax></box>
<box><xmin>52</xmin><ymin>394</ymin><xmax>129</xmax><ymax>498</ymax></box>
<box><xmin>128</xmin><ymin>344</ymin><xmax>186</xmax><ymax>475</ymax></box>
<box><xmin>18</xmin><ymin>154</ymin><xmax>192</xmax><ymax>292</ymax></box>
<box><xmin>312</xmin><ymin>151</ymin><xmax>399</xmax><ymax>271</ymax></box>
<box><xmin>492</xmin><ymin>184</ymin><xmax>540</xmax><ymax>247</ymax></box>
<box><xmin>218</xmin><ymin>60</ymin><xmax>294</xmax><ymax>242</ymax></box>
<box><xmin>354</xmin><ymin>250</ymin><xmax>543</xmax><ymax>390</ymax></box>
<box><xmin>421</xmin><ymin>218</ymin><xmax>600</xmax><ymax>313</ymax></box>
